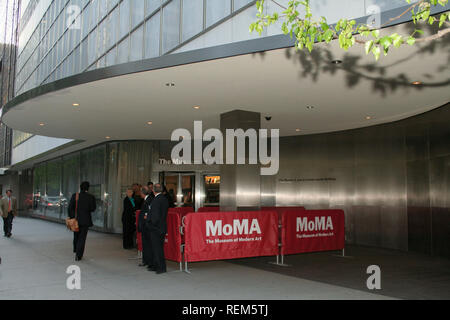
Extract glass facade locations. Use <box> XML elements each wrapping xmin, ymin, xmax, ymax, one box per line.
<box><xmin>31</xmin><ymin>141</ymin><xmax>155</xmax><ymax>231</ymax></box>
<box><xmin>15</xmin><ymin>0</ymin><xmax>415</xmax><ymax>96</ymax></box>
<box><xmin>15</xmin><ymin>0</ymin><xmax>259</xmax><ymax>96</ymax></box>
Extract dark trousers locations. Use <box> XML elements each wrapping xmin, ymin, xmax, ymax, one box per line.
<box><xmin>73</xmin><ymin>226</ymin><xmax>89</xmax><ymax>259</ymax></box>
<box><xmin>150</xmin><ymin>230</ymin><xmax>166</xmax><ymax>272</ymax></box>
<box><xmin>3</xmin><ymin>212</ymin><xmax>14</xmax><ymax>235</ymax></box>
<box><xmin>122</xmin><ymin>220</ymin><xmax>135</xmax><ymax>249</ymax></box>
<box><xmin>142</xmin><ymin>226</ymin><xmax>153</xmax><ymax>266</ymax></box>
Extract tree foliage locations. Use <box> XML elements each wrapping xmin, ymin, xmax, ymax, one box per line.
<box><xmin>250</xmin><ymin>0</ymin><xmax>450</xmax><ymax>60</ymax></box>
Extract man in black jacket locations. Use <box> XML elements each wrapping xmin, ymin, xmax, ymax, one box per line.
<box><xmin>139</xmin><ymin>185</ymin><xmax>154</xmax><ymax>269</ymax></box>
<box><xmin>146</xmin><ymin>183</ymin><xmax>169</xmax><ymax>274</ymax></box>
<box><xmin>68</xmin><ymin>181</ymin><xmax>96</xmax><ymax>261</ymax></box>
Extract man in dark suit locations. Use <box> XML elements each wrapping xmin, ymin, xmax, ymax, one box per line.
<box><xmin>68</xmin><ymin>181</ymin><xmax>96</xmax><ymax>261</ymax></box>
<box><xmin>147</xmin><ymin>181</ymin><xmax>155</xmax><ymax>199</ymax></box>
<box><xmin>146</xmin><ymin>183</ymin><xmax>169</xmax><ymax>274</ymax></box>
<box><xmin>139</xmin><ymin>185</ymin><xmax>154</xmax><ymax>269</ymax></box>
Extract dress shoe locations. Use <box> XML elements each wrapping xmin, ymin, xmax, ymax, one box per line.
<box><xmin>75</xmin><ymin>256</ymin><xmax>82</xmax><ymax>261</ymax></box>
<box><xmin>7</xmin><ymin>233</ymin><xmax>11</xmax><ymax>238</ymax></box>
<box><xmin>138</xmin><ymin>263</ymin><xmax>147</xmax><ymax>267</ymax></box>
<box><xmin>147</xmin><ymin>266</ymin><xmax>157</xmax><ymax>271</ymax></box>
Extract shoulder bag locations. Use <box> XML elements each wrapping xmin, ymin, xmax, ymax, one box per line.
<box><xmin>65</xmin><ymin>192</ymin><xmax>79</xmax><ymax>232</ymax></box>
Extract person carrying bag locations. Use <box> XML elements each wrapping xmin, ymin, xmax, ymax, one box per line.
<box><xmin>68</xmin><ymin>182</ymin><xmax>96</xmax><ymax>261</ymax></box>
<box><xmin>66</xmin><ymin>193</ymin><xmax>79</xmax><ymax>232</ymax></box>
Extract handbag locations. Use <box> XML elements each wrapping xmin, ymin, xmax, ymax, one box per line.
<box><xmin>65</xmin><ymin>192</ymin><xmax>79</xmax><ymax>232</ymax></box>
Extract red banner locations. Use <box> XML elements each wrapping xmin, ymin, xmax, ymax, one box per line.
<box><xmin>164</xmin><ymin>211</ymin><xmax>182</xmax><ymax>262</ymax></box>
<box><xmin>281</xmin><ymin>209</ymin><xmax>345</xmax><ymax>255</ymax></box>
<box><xmin>184</xmin><ymin>211</ymin><xmax>279</xmax><ymax>262</ymax></box>
<box><xmin>135</xmin><ymin>210</ymin><xmax>142</xmax><ymax>252</ymax></box>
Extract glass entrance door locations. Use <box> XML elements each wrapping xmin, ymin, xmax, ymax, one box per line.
<box><xmin>163</xmin><ymin>173</ymin><xmax>195</xmax><ymax>209</ymax></box>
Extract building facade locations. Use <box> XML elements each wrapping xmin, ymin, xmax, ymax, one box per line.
<box><xmin>1</xmin><ymin>0</ymin><xmax>449</xmax><ymax>257</ymax></box>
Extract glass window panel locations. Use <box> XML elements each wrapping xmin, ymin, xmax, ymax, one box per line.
<box><xmin>146</xmin><ymin>0</ymin><xmax>161</xmax><ymax>15</ymax></box>
<box><xmin>131</xmin><ymin>0</ymin><xmax>145</xmax><ymax>29</ymax></box>
<box><xmin>62</xmin><ymin>153</ymin><xmax>80</xmax><ymax>219</ymax></box>
<box><xmin>119</xmin><ymin>0</ymin><xmax>130</xmax><ymax>40</ymax></box>
<box><xmin>80</xmin><ymin>146</ymin><xmax>106</xmax><ymax>228</ymax></box>
<box><xmin>106</xmin><ymin>47</ymin><xmax>116</xmax><ymax>66</ymax></box>
<box><xmin>107</xmin><ymin>0</ymin><xmax>119</xmax><ymax>11</ymax></box>
<box><xmin>97</xmin><ymin>20</ymin><xmax>107</xmax><ymax>57</ymax></box>
<box><xmin>89</xmin><ymin>0</ymin><xmax>98</xmax><ymax>32</ymax></box>
<box><xmin>45</xmin><ymin>160</ymin><xmax>62</xmax><ymax>219</ymax></box>
<box><xmin>206</xmin><ymin>0</ymin><xmax>231</xmax><ymax>28</ymax></box>
<box><xmin>107</xmin><ymin>7</ymin><xmax>118</xmax><ymax>49</ymax></box>
<box><xmin>73</xmin><ymin>44</ymin><xmax>81</xmax><ymax>73</ymax></box>
<box><xmin>130</xmin><ymin>26</ymin><xmax>143</xmax><ymax>61</ymax></box>
<box><xmin>80</xmin><ymin>38</ymin><xmax>88</xmax><ymax>70</ymax></box>
<box><xmin>99</xmin><ymin>0</ymin><xmax>108</xmax><ymax>19</ymax></box>
<box><xmin>182</xmin><ymin>0</ymin><xmax>203</xmax><ymax>41</ymax></box>
<box><xmin>33</xmin><ymin>164</ymin><xmax>46</xmax><ymax>215</ymax></box>
<box><xmin>162</xmin><ymin>0</ymin><xmax>180</xmax><ymax>53</ymax></box>
<box><xmin>82</xmin><ymin>2</ymin><xmax>91</xmax><ymax>39</ymax></box>
<box><xmin>234</xmin><ymin>0</ymin><xmax>253</xmax><ymax>11</ymax></box>
<box><xmin>144</xmin><ymin>12</ymin><xmax>160</xmax><ymax>58</ymax></box>
<box><xmin>117</xmin><ymin>37</ymin><xmax>129</xmax><ymax>64</ymax></box>
<box><xmin>87</xmin><ymin>29</ymin><xmax>97</xmax><ymax>65</ymax></box>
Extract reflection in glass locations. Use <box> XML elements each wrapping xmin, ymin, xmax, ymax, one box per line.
<box><xmin>204</xmin><ymin>175</ymin><xmax>220</xmax><ymax>205</ymax></box>
<box><xmin>182</xmin><ymin>0</ymin><xmax>203</xmax><ymax>42</ymax></box>
<box><xmin>45</xmin><ymin>160</ymin><xmax>62</xmax><ymax>219</ymax></box>
<box><xmin>206</xmin><ymin>0</ymin><xmax>231</xmax><ymax>28</ymax></box>
<box><xmin>145</xmin><ymin>12</ymin><xmax>160</xmax><ymax>58</ymax></box>
<box><xmin>162</xmin><ymin>0</ymin><xmax>180</xmax><ymax>53</ymax></box>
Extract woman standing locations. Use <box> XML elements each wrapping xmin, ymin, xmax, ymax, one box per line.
<box><xmin>122</xmin><ymin>188</ymin><xmax>136</xmax><ymax>249</ymax></box>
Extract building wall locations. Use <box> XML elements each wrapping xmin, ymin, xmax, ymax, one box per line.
<box><xmin>260</xmin><ymin>103</ymin><xmax>450</xmax><ymax>258</ymax></box>
<box><xmin>0</xmin><ymin>0</ymin><xmax>20</xmax><ymax>168</ymax></box>
<box><xmin>15</xmin><ymin>0</ymin><xmax>418</xmax><ymax>96</ymax></box>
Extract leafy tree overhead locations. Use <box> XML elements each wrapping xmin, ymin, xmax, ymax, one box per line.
<box><xmin>250</xmin><ymin>0</ymin><xmax>450</xmax><ymax>60</ymax></box>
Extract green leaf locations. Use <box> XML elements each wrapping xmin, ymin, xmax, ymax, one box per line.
<box><xmin>372</xmin><ymin>46</ymin><xmax>381</xmax><ymax>61</ymax></box>
<box><xmin>365</xmin><ymin>40</ymin><xmax>374</xmax><ymax>54</ymax></box>
<box><xmin>407</xmin><ymin>36</ymin><xmax>416</xmax><ymax>46</ymax></box>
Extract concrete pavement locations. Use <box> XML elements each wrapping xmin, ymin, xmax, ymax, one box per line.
<box><xmin>0</xmin><ymin>217</ymin><xmax>395</xmax><ymax>300</ymax></box>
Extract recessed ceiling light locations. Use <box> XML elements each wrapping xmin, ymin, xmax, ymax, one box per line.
<box><xmin>165</xmin><ymin>83</ymin><xmax>175</xmax><ymax>87</ymax></box>
<box><xmin>306</xmin><ymin>106</ymin><xmax>315</xmax><ymax>110</ymax></box>
<box><xmin>295</xmin><ymin>128</ymin><xmax>301</xmax><ymax>132</ymax></box>
<box><xmin>412</xmin><ymin>81</ymin><xmax>422</xmax><ymax>85</ymax></box>
<box><xmin>193</xmin><ymin>106</ymin><xmax>200</xmax><ymax>110</ymax></box>
<box><xmin>105</xmin><ymin>136</ymin><xmax>111</xmax><ymax>139</ymax></box>
<box><xmin>366</xmin><ymin>116</ymin><xmax>372</xmax><ymax>120</ymax></box>
<box><xmin>39</xmin><ymin>123</ymin><xmax>45</xmax><ymax>126</ymax></box>
<box><xmin>331</xmin><ymin>60</ymin><xmax>343</xmax><ymax>64</ymax></box>
<box><xmin>72</xmin><ymin>103</ymin><xmax>80</xmax><ymax>107</ymax></box>
<box><xmin>147</xmin><ymin>121</ymin><xmax>153</xmax><ymax>125</ymax></box>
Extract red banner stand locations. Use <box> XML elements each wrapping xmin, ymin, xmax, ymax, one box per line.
<box><xmin>183</xmin><ymin>211</ymin><xmax>279</xmax><ymax>272</ymax></box>
<box><xmin>278</xmin><ymin>209</ymin><xmax>346</xmax><ymax>265</ymax></box>
<box><xmin>164</xmin><ymin>211</ymin><xmax>183</xmax><ymax>271</ymax></box>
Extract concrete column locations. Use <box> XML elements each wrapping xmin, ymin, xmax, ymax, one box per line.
<box><xmin>220</xmin><ymin>110</ymin><xmax>261</xmax><ymax>211</ymax></box>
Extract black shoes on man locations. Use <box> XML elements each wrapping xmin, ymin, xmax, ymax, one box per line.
<box><xmin>146</xmin><ymin>264</ymin><xmax>166</xmax><ymax>274</ymax></box>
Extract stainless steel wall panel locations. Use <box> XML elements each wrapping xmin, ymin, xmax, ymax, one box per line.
<box><xmin>407</xmin><ymin>160</ymin><xmax>432</xmax><ymax>254</ymax></box>
<box><xmin>267</xmin><ymin>103</ymin><xmax>449</xmax><ymax>256</ymax></box>
<box><xmin>220</xmin><ymin>110</ymin><xmax>261</xmax><ymax>211</ymax></box>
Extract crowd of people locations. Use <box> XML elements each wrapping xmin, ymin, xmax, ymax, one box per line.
<box><xmin>121</xmin><ymin>181</ymin><xmax>175</xmax><ymax>274</ymax></box>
